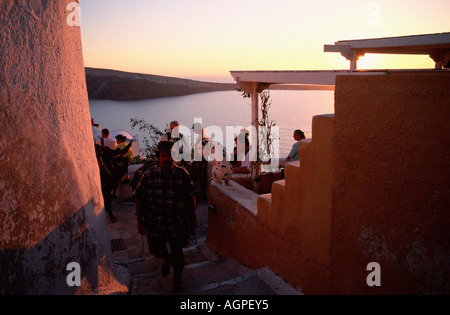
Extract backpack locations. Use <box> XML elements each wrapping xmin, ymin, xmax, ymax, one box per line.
<box><xmin>95</xmin><ymin>139</ymin><xmax>133</xmax><ymax>180</ymax></box>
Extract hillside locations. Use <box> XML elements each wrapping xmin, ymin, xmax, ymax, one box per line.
<box><xmin>85</xmin><ymin>67</ymin><xmax>237</xmax><ymax>100</ymax></box>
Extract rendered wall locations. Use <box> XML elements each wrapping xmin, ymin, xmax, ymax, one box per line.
<box><xmin>208</xmin><ymin>114</ymin><xmax>335</xmax><ymax>294</ymax></box>
<box><xmin>208</xmin><ymin>72</ymin><xmax>450</xmax><ymax>295</ymax></box>
<box><xmin>207</xmin><ymin>180</ymin><xmax>310</xmax><ymax>293</ymax></box>
<box><xmin>331</xmin><ymin>72</ymin><xmax>450</xmax><ymax>294</ymax></box>
<box><xmin>0</xmin><ymin>1</ymin><xmax>121</xmax><ymax>294</ymax></box>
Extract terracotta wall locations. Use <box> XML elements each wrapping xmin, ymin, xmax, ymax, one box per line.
<box><xmin>208</xmin><ymin>114</ymin><xmax>335</xmax><ymax>294</ymax></box>
<box><xmin>331</xmin><ymin>72</ymin><xmax>450</xmax><ymax>294</ymax></box>
<box><xmin>208</xmin><ymin>180</ymin><xmax>314</xmax><ymax>293</ymax></box>
<box><xmin>208</xmin><ymin>72</ymin><xmax>450</xmax><ymax>294</ymax></box>
<box><xmin>0</xmin><ymin>1</ymin><xmax>120</xmax><ymax>294</ymax></box>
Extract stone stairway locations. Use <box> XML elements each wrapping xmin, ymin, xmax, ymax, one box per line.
<box><xmin>126</xmin><ymin>238</ymin><xmax>301</xmax><ymax>295</ymax></box>
<box><xmin>107</xmin><ymin>197</ymin><xmax>302</xmax><ymax>295</ymax></box>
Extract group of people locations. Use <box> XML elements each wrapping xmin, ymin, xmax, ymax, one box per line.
<box><xmin>93</xmin><ymin>119</ymin><xmax>207</xmax><ymax>292</ymax></box>
<box><xmin>94</xmin><ymin>117</ymin><xmax>306</xmax><ymax>292</ymax></box>
<box><xmin>133</xmin><ymin>120</ymin><xmax>256</xmax><ymax>292</ymax></box>
<box><xmin>132</xmin><ymin>120</ymin><xmax>205</xmax><ymax>292</ymax></box>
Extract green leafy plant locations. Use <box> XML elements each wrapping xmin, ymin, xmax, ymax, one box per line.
<box><xmin>236</xmin><ymin>88</ymin><xmax>251</xmax><ymax>99</ymax></box>
<box><xmin>130</xmin><ymin>118</ymin><xmax>169</xmax><ymax>162</ymax></box>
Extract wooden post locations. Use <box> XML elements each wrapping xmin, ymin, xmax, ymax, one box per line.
<box><xmin>251</xmin><ymin>82</ymin><xmax>259</xmax><ymax>136</ymax></box>
<box><xmin>251</xmin><ymin>83</ymin><xmax>260</xmax><ymax>183</ymax></box>
<box><xmin>350</xmin><ymin>50</ymin><xmax>358</xmax><ymax>71</ymax></box>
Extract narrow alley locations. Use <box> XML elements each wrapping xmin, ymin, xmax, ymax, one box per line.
<box><xmin>106</xmin><ymin>196</ymin><xmax>303</xmax><ymax>295</ymax></box>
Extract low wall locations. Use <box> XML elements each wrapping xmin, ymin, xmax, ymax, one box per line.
<box><xmin>207</xmin><ymin>181</ymin><xmax>309</xmax><ymax>293</ymax></box>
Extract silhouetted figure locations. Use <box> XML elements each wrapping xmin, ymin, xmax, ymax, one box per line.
<box><xmin>135</xmin><ymin>141</ymin><xmax>197</xmax><ymax>292</ymax></box>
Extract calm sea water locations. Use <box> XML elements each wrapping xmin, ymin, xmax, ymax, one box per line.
<box><xmin>88</xmin><ymin>90</ymin><xmax>334</xmax><ymax>158</ymax></box>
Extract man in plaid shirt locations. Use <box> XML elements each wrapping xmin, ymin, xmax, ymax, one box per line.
<box><xmin>135</xmin><ymin>141</ymin><xmax>197</xmax><ymax>292</ymax></box>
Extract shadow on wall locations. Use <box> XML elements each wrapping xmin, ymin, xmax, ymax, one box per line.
<box><xmin>0</xmin><ymin>199</ymin><xmax>122</xmax><ymax>295</ymax></box>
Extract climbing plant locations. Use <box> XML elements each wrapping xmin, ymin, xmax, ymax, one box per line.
<box><xmin>130</xmin><ymin>117</ymin><xmax>169</xmax><ymax>162</ymax></box>
<box><xmin>258</xmin><ymin>90</ymin><xmax>276</xmax><ymax>164</ymax></box>
<box><xmin>237</xmin><ymin>88</ymin><xmax>278</xmax><ymax>188</ymax></box>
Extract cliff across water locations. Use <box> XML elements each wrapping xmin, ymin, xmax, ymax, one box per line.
<box><xmin>85</xmin><ymin>67</ymin><xmax>237</xmax><ymax>100</ymax></box>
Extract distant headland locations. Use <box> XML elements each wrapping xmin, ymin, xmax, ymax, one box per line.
<box><xmin>85</xmin><ymin>67</ymin><xmax>238</xmax><ymax>100</ymax></box>
<box><xmin>85</xmin><ymin>67</ymin><xmax>334</xmax><ymax>100</ymax></box>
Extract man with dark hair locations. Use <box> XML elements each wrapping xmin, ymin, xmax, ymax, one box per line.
<box><xmin>134</xmin><ymin>141</ymin><xmax>197</xmax><ymax>292</ymax></box>
<box><xmin>286</xmin><ymin>129</ymin><xmax>306</xmax><ymax>162</ymax></box>
<box><xmin>159</xmin><ymin>120</ymin><xmax>189</xmax><ymax>167</ymax></box>
<box><xmin>232</xmin><ymin>130</ymin><xmax>251</xmax><ymax>174</ymax></box>
<box><xmin>95</xmin><ymin>128</ymin><xmax>116</xmax><ymax>149</ymax></box>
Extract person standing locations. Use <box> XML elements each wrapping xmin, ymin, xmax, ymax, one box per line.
<box><xmin>95</xmin><ymin>128</ymin><xmax>117</xmax><ymax>149</ymax></box>
<box><xmin>232</xmin><ymin>132</ymin><xmax>251</xmax><ymax>174</ymax></box>
<box><xmin>95</xmin><ymin>138</ymin><xmax>132</xmax><ymax>223</ymax></box>
<box><xmin>159</xmin><ymin>120</ymin><xmax>189</xmax><ymax>167</ymax></box>
<box><xmin>159</xmin><ymin>120</ymin><xmax>182</xmax><ymax>143</ymax></box>
<box><xmin>111</xmin><ymin>134</ymin><xmax>134</xmax><ymax>198</ymax></box>
<box><xmin>115</xmin><ymin>134</ymin><xmax>134</xmax><ymax>165</ymax></box>
<box><xmin>134</xmin><ymin>141</ymin><xmax>197</xmax><ymax>292</ymax></box>
<box><xmin>96</xmin><ymin>128</ymin><xmax>117</xmax><ymax>223</ymax></box>
<box><xmin>190</xmin><ymin>122</ymin><xmax>210</xmax><ymax>200</ymax></box>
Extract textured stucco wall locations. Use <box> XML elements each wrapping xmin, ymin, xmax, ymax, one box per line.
<box><xmin>207</xmin><ymin>181</ymin><xmax>308</xmax><ymax>293</ymax></box>
<box><xmin>208</xmin><ymin>72</ymin><xmax>450</xmax><ymax>295</ymax></box>
<box><xmin>208</xmin><ymin>114</ymin><xmax>335</xmax><ymax>294</ymax></box>
<box><xmin>331</xmin><ymin>72</ymin><xmax>450</xmax><ymax>294</ymax></box>
<box><xmin>0</xmin><ymin>0</ymin><xmax>119</xmax><ymax>294</ymax></box>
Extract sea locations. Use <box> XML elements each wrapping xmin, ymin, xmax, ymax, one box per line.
<box><xmin>88</xmin><ymin>89</ymin><xmax>335</xmax><ymax>158</ymax></box>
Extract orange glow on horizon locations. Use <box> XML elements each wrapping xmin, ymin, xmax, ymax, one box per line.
<box><xmin>79</xmin><ymin>0</ymin><xmax>450</xmax><ymax>78</ymax></box>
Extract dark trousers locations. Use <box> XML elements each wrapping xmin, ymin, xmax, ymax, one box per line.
<box><xmin>190</xmin><ymin>161</ymin><xmax>208</xmax><ymax>199</ymax></box>
<box><xmin>100</xmin><ymin>175</ymin><xmax>114</xmax><ymax>218</ymax></box>
<box><xmin>147</xmin><ymin>233</ymin><xmax>188</xmax><ymax>284</ymax></box>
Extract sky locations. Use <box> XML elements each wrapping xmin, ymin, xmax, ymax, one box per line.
<box><xmin>78</xmin><ymin>0</ymin><xmax>450</xmax><ymax>80</ymax></box>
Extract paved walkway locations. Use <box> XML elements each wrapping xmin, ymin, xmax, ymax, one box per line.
<box><xmin>106</xmin><ymin>195</ymin><xmax>302</xmax><ymax>295</ymax></box>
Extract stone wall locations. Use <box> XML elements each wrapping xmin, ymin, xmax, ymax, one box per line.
<box><xmin>0</xmin><ymin>0</ymin><xmax>122</xmax><ymax>294</ymax></box>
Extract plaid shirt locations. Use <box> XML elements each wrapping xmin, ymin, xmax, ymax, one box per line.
<box><xmin>134</xmin><ymin>164</ymin><xmax>195</xmax><ymax>240</ymax></box>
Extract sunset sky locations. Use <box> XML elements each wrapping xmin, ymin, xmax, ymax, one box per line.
<box><xmin>78</xmin><ymin>0</ymin><xmax>450</xmax><ymax>80</ymax></box>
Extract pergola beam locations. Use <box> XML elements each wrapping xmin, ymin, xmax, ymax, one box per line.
<box><xmin>231</xmin><ymin>70</ymin><xmax>386</xmax><ymax>94</ymax></box>
<box><xmin>324</xmin><ymin>32</ymin><xmax>450</xmax><ymax>70</ymax></box>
